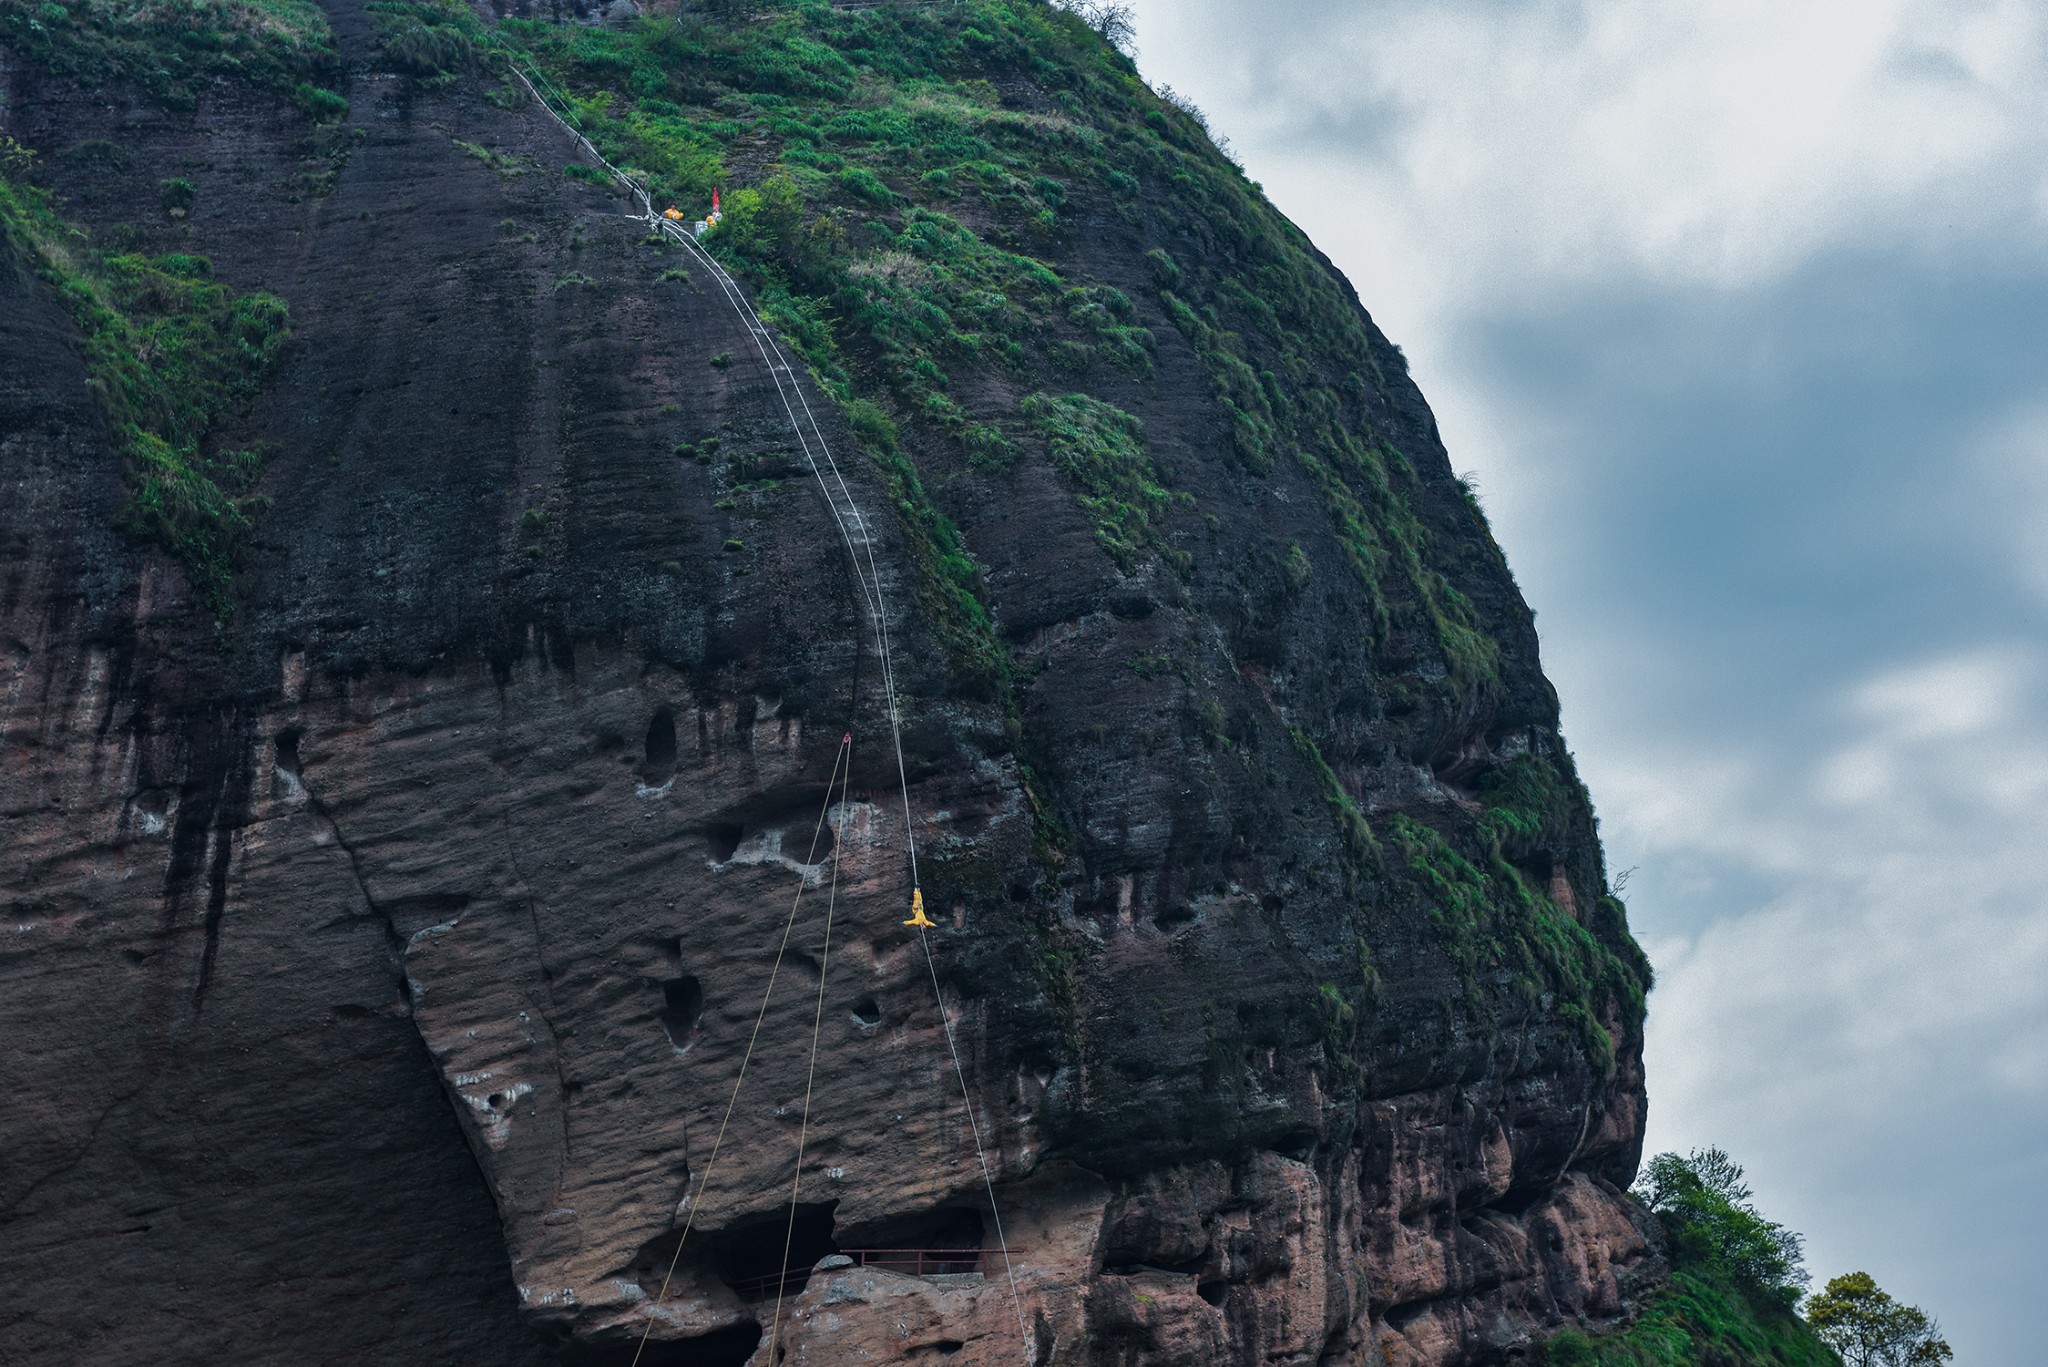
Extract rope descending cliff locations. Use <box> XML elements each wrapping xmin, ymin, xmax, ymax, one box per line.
<box><xmin>489</xmin><ymin>38</ymin><xmax>1034</xmax><ymax>1367</ymax></box>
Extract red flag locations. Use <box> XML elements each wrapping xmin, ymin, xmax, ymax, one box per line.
<box><xmin>712</xmin><ymin>187</ymin><xmax>721</xmax><ymax>213</ymax></box>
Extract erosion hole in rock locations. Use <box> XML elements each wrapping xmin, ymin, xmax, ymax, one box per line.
<box><xmin>841</xmin><ymin>1205</ymin><xmax>984</xmax><ymax>1258</ymax></box>
<box><xmin>1196</xmin><ymin>1280</ymin><xmax>1227</xmax><ymax>1307</ymax></box>
<box><xmin>558</xmin><ymin>1323</ymin><xmax>762</xmax><ymax>1367</ymax></box>
<box><xmin>706</xmin><ymin>822</ymin><xmax>745</xmax><ymax>862</ymax></box>
<box><xmin>714</xmin><ymin>1202</ymin><xmax>839</xmax><ymax>1301</ymax></box>
<box><xmin>850</xmin><ymin>997</ymin><xmax>881</xmax><ymax>1028</ymax></box>
<box><xmin>1489</xmin><ymin>1182</ymin><xmax>1549</xmax><ymax>1218</ymax></box>
<box><xmin>1152</xmin><ymin>902</ymin><xmax>1197</xmax><ymax>932</ymax></box>
<box><xmin>659</xmin><ymin>976</ymin><xmax>704</xmax><ymax>1052</ymax></box>
<box><xmin>1274</xmin><ymin>1128</ymin><xmax>1318</xmax><ymax>1161</ymax></box>
<box><xmin>273</xmin><ymin>728</ymin><xmax>302</xmax><ymax>776</ymax></box>
<box><xmin>643</xmin><ymin>708</ymin><xmax>678</xmax><ymax>784</ymax></box>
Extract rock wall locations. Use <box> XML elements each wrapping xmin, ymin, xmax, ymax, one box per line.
<box><xmin>0</xmin><ymin>4</ymin><xmax>1659</xmax><ymax>1363</ymax></box>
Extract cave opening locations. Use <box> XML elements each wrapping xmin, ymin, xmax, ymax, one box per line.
<box><xmin>714</xmin><ymin>1202</ymin><xmax>839</xmax><ymax>1301</ymax></box>
<box><xmin>643</xmin><ymin>708</ymin><xmax>678</xmax><ymax>784</ymax></box>
<box><xmin>274</xmin><ymin>728</ymin><xmax>302</xmax><ymax>776</ymax></box>
<box><xmin>557</xmin><ymin>1322</ymin><xmax>762</xmax><ymax>1367</ymax></box>
<box><xmin>657</xmin><ymin>975</ymin><xmax>704</xmax><ymax>1053</ymax></box>
<box><xmin>706</xmin><ymin>821</ymin><xmax>745</xmax><ymax>862</ymax></box>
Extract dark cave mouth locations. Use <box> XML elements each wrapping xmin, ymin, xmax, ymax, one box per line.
<box><xmin>557</xmin><ymin>1321</ymin><xmax>762</xmax><ymax>1367</ymax></box>
<box><xmin>713</xmin><ymin>1202</ymin><xmax>841</xmax><ymax>1302</ymax></box>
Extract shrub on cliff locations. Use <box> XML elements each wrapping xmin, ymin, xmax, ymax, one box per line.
<box><xmin>1634</xmin><ymin>1147</ymin><xmax>1810</xmax><ymax>1308</ymax></box>
<box><xmin>1536</xmin><ymin>1147</ymin><xmax>1835</xmax><ymax>1366</ymax></box>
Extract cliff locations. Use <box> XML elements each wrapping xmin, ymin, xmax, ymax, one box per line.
<box><xmin>0</xmin><ymin>2</ymin><xmax>1660</xmax><ymax>1363</ymax></box>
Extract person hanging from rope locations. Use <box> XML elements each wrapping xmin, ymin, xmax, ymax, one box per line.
<box><xmin>904</xmin><ymin>887</ymin><xmax>934</xmax><ymax>929</ymax></box>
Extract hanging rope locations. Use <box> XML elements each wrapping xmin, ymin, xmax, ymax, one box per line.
<box><xmin>629</xmin><ymin>737</ymin><xmax>851</xmax><ymax>1367</ymax></box>
<box><xmin>658</xmin><ymin>225</ymin><xmax>1028</xmax><ymax>1359</ymax></box>
<box><xmin>923</xmin><ymin>935</ymin><xmax>1034</xmax><ymax>1354</ymax></box>
<box><xmin>766</xmin><ymin>740</ymin><xmax>852</xmax><ymax>1360</ymax></box>
<box><xmin>491</xmin><ymin>38</ymin><xmax>1033</xmax><ymax>1363</ymax></box>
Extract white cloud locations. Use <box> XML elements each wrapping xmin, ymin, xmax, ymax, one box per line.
<box><xmin>1134</xmin><ymin>0</ymin><xmax>2048</xmax><ymax>306</ymax></box>
<box><xmin>1121</xmin><ymin>5</ymin><xmax>2048</xmax><ymax>1355</ymax></box>
<box><xmin>1615</xmin><ymin>648</ymin><xmax>2048</xmax><ymax>1330</ymax></box>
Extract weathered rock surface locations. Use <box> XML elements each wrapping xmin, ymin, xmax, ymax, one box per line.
<box><xmin>0</xmin><ymin>4</ymin><xmax>1658</xmax><ymax>1363</ymax></box>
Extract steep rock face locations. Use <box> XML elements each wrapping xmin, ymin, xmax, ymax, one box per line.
<box><xmin>0</xmin><ymin>3</ymin><xmax>1658</xmax><ymax>1364</ymax></box>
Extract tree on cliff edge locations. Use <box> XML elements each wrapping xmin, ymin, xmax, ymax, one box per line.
<box><xmin>1805</xmin><ymin>1272</ymin><xmax>1954</xmax><ymax>1367</ymax></box>
<box><xmin>1633</xmin><ymin>1147</ymin><xmax>1810</xmax><ymax>1306</ymax></box>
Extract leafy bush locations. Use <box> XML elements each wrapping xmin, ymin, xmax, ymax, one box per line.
<box><xmin>366</xmin><ymin>0</ymin><xmax>480</xmax><ymax>82</ymax></box>
<box><xmin>1535</xmin><ymin>1147</ymin><xmax>1844</xmax><ymax>1366</ymax></box>
<box><xmin>1535</xmin><ymin>1267</ymin><xmax>1839</xmax><ymax>1367</ymax></box>
<box><xmin>1635</xmin><ymin>1149</ymin><xmax>1809</xmax><ymax>1307</ymax></box>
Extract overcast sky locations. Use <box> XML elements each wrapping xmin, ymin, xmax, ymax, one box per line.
<box><xmin>1117</xmin><ymin>1</ymin><xmax>2048</xmax><ymax>1359</ymax></box>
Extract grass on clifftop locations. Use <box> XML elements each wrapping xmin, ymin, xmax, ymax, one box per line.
<box><xmin>0</xmin><ymin>0</ymin><xmax>343</xmax><ymax>115</ymax></box>
<box><xmin>491</xmin><ymin>0</ymin><xmax>1500</xmax><ymax>701</ymax></box>
<box><xmin>1</xmin><ymin>144</ymin><xmax>292</xmax><ymax>613</ymax></box>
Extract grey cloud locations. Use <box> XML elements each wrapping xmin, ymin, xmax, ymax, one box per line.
<box><xmin>1122</xmin><ymin>3</ymin><xmax>2048</xmax><ymax>1363</ymax></box>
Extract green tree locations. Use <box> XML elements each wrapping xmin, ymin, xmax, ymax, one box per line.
<box><xmin>1805</xmin><ymin>1271</ymin><xmax>1953</xmax><ymax>1367</ymax></box>
<box><xmin>1633</xmin><ymin>1148</ymin><xmax>1809</xmax><ymax>1306</ymax></box>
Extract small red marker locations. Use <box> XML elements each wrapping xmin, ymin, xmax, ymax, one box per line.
<box><xmin>843</xmin><ymin>732</ymin><xmax>852</xmax><ymax>744</ymax></box>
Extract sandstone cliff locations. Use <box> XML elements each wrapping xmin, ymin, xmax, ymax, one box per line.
<box><xmin>0</xmin><ymin>2</ymin><xmax>1659</xmax><ymax>1363</ymax></box>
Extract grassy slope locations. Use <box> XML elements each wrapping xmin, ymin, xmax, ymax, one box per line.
<box><xmin>1543</xmin><ymin>1268</ymin><xmax>1841</xmax><ymax>1367</ymax></box>
<box><xmin>0</xmin><ymin>0</ymin><xmax>342</xmax><ymax>113</ymax></box>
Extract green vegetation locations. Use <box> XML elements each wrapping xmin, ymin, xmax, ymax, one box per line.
<box><xmin>0</xmin><ymin>0</ymin><xmax>341</xmax><ymax>115</ymax></box>
<box><xmin>366</xmin><ymin>0</ymin><xmax>480</xmax><ymax>84</ymax></box>
<box><xmin>1020</xmin><ymin>391</ymin><xmax>1183</xmax><ymax>571</ymax></box>
<box><xmin>1288</xmin><ymin>726</ymin><xmax>1376</xmax><ymax>873</ymax></box>
<box><xmin>0</xmin><ymin>158</ymin><xmax>291</xmax><ymax>612</ymax></box>
<box><xmin>475</xmin><ymin>0</ymin><xmax>1515</xmax><ymax>711</ymax></box>
<box><xmin>453</xmin><ymin>139</ymin><xmax>526</xmax><ymax>178</ymax></box>
<box><xmin>1636</xmin><ymin>1149</ymin><xmax>1809</xmax><ymax>1307</ymax></box>
<box><xmin>1537</xmin><ymin>1149</ymin><xmax>1837</xmax><ymax>1367</ymax></box>
<box><xmin>1538</xmin><ymin>1271</ymin><xmax>1839</xmax><ymax>1367</ymax></box>
<box><xmin>488</xmin><ymin>2</ymin><xmax>1182</xmax><ymax>675</ymax></box>
<box><xmin>1383</xmin><ymin>751</ymin><xmax>1648</xmax><ymax>1070</ymax></box>
<box><xmin>1806</xmin><ymin>1272</ymin><xmax>1953</xmax><ymax>1366</ymax></box>
<box><xmin>842</xmin><ymin>398</ymin><xmax>1005</xmax><ymax>693</ymax></box>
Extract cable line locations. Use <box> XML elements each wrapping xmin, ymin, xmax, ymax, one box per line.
<box><xmin>766</xmin><ymin>741</ymin><xmax>852</xmax><ymax>1360</ymax></box>
<box><xmin>629</xmin><ymin>738</ymin><xmax>851</xmax><ymax>1367</ymax></box>
<box><xmin>490</xmin><ymin>37</ymin><xmax>1032</xmax><ymax>1363</ymax></box>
